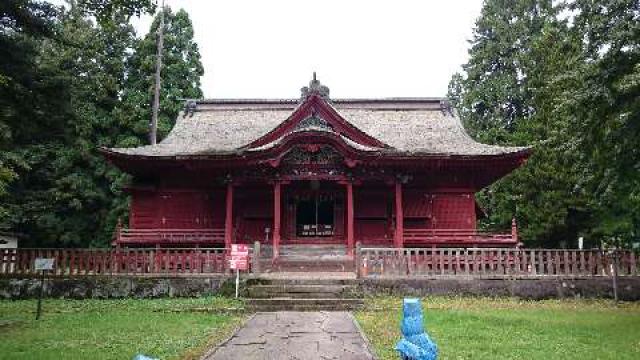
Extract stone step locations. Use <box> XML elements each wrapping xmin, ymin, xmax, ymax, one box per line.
<box><xmin>246</xmin><ymin>298</ymin><xmax>364</xmax><ymax>312</ymax></box>
<box><xmin>260</xmin><ymin>259</ymin><xmax>355</xmax><ymax>272</ymax></box>
<box><xmin>247</xmin><ymin>284</ymin><xmax>358</xmax><ymax>298</ymax></box>
<box><xmin>251</xmin><ymin>272</ymin><xmax>358</xmax><ymax>284</ymax></box>
<box><xmin>259</xmin><ymin>244</ymin><xmax>348</xmax><ymax>258</ymax></box>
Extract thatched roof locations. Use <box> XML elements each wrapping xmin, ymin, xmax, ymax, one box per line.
<box><xmin>106</xmin><ymin>97</ymin><xmax>529</xmax><ymax>159</ymax></box>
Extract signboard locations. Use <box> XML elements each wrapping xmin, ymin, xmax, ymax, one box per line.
<box><xmin>231</xmin><ymin>244</ymin><xmax>249</xmax><ymax>256</ymax></box>
<box><xmin>229</xmin><ymin>258</ymin><xmax>248</xmax><ymax>270</ymax></box>
<box><xmin>229</xmin><ymin>244</ymin><xmax>250</xmax><ymax>298</ymax></box>
<box><xmin>35</xmin><ymin>258</ymin><xmax>55</xmax><ymax>271</ymax></box>
<box><xmin>34</xmin><ymin>258</ymin><xmax>55</xmax><ymax>320</ymax></box>
<box><xmin>230</xmin><ymin>244</ymin><xmax>249</xmax><ymax>271</ymax></box>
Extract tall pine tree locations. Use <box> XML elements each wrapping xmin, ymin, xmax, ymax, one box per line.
<box><xmin>561</xmin><ymin>0</ymin><xmax>640</xmax><ymax>245</ymax></box>
<box><xmin>449</xmin><ymin>0</ymin><xmax>592</xmax><ymax>247</ymax></box>
<box><xmin>115</xmin><ymin>7</ymin><xmax>204</xmax><ymax>148</ymax></box>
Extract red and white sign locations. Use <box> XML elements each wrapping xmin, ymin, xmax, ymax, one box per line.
<box><xmin>229</xmin><ymin>244</ymin><xmax>249</xmax><ymax>270</ymax></box>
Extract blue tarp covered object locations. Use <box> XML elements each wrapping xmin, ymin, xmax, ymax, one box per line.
<box><xmin>395</xmin><ymin>298</ymin><xmax>438</xmax><ymax>360</ymax></box>
<box><xmin>133</xmin><ymin>354</ymin><xmax>159</xmax><ymax>360</ymax></box>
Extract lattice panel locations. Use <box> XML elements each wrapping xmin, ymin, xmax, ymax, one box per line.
<box><xmin>237</xmin><ymin>190</ymin><xmax>273</xmax><ymax>218</ymax></box>
<box><xmin>237</xmin><ymin>218</ymin><xmax>271</xmax><ymax>244</ymax></box>
<box><xmin>159</xmin><ymin>192</ymin><xmax>217</xmax><ymax>229</ymax></box>
<box><xmin>354</xmin><ymin>190</ymin><xmax>388</xmax><ymax>218</ymax></box>
<box><xmin>431</xmin><ymin>193</ymin><xmax>475</xmax><ymax>229</ymax></box>
<box><xmin>354</xmin><ymin>219</ymin><xmax>390</xmax><ymax>243</ymax></box>
<box><xmin>130</xmin><ymin>192</ymin><xmax>159</xmax><ymax>228</ymax></box>
<box><xmin>403</xmin><ymin>190</ymin><xmax>431</xmax><ymax>218</ymax></box>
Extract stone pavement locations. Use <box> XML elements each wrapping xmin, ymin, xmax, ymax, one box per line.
<box><xmin>204</xmin><ymin>311</ymin><xmax>376</xmax><ymax>360</ymax></box>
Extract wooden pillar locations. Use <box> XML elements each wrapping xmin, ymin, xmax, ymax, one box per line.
<box><xmin>394</xmin><ymin>181</ymin><xmax>404</xmax><ymax>248</ymax></box>
<box><xmin>512</xmin><ymin>218</ymin><xmax>519</xmax><ymax>246</ymax></box>
<box><xmin>346</xmin><ymin>182</ymin><xmax>355</xmax><ymax>257</ymax></box>
<box><xmin>273</xmin><ymin>181</ymin><xmax>281</xmax><ymax>260</ymax></box>
<box><xmin>224</xmin><ymin>182</ymin><xmax>234</xmax><ymax>251</ymax></box>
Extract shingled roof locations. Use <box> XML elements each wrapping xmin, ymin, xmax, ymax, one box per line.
<box><xmin>106</xmin><ymin>79</ymin><xmax>529</xmax><ymax>159</ymax></box>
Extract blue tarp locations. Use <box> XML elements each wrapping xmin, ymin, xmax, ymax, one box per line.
<box><xmin>133</xmin><ymin>354</ymin><xmax>158</xmax><ymax>360</ymax></box>
<box><xmin>395</xmin><ymin>298</ymin><xmax>438</xmax><ymax>360</ymax></box>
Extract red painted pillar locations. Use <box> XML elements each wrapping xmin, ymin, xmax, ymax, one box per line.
<box><xmin>512</xmin><ymin>217</ymin><xmax>519</xmax><ymax>246</ymax></box>
<box><xmin>273</xmin><ymin>182</ymin><xmax>281</xmax><ymax>260</ymax></box>
<box><xmin>394</xmin><ymin>181</ymin><xmax>404</xmax><ymax>248</ymax></box>
<box><xmin>346</xmin><ymin>182</ymin><xmax>355</xmax><ymax>257</ymax></box>
<box><xmin>224</xmin><ymin>182</ymin><xmax>234</xmax><ymax>251</ymax></box>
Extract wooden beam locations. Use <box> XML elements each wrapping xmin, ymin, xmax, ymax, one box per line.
<box><xmin>273</xmin><ymin>181</ymin><xmax>282</xmax><ymax>260</ymax></box>
<box><xmin>394</xmin><ymin>181</ymin><xmax>404</xmax><ymax>248</ymax></box>
<box><xmin>224</xmin><ymin>182</ymin><xmax>234</xmax><ymax>250</ymax></box>
<box><xmin>346</xmin><ymin>181</ymin><xmax>355</xmax><ymax>257</ymax></box>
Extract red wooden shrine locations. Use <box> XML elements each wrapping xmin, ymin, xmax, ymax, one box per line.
<box><xmin>102</xmin><ymin>75</ymin><xmax>530</xmax><ymax>257</ymax></box>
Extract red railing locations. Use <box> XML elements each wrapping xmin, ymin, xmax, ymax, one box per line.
<box><xmin>403</xmin><ymin>229</ymin><xmax>517</xmax><ymax>247</ymax></box>
<box><xmin>358</xmin><ymin>248</ymin><xmax>639</xmax><ymax>277</ymax></box>
<box><xmin>0</xmin><ymin>248</ymin><xmax>228</xmax><ymax>276</ymax></box>
<box><xmin>116</xmin><ymin>228</ymin><xmax>225</xmax><ymax>246</ymax></box>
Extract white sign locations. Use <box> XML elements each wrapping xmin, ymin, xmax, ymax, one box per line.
<box><xmin>229</xmin><ymin>259</ymin><xmax>248</xmax><ymax>270</ymax></box>
<box><xmin>231</xmin><ymin>244</ymin><xmax>249</xmax><ymax>256</ymax></box>
<box><xmin>35</xmin><ymin>258</ymin><xmax>55</xmax><ymax>271</ymax></box>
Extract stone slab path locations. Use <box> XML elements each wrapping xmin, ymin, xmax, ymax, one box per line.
<box><xmin>204</xmin><ymin>311</ymin><xmax>376</xmax><ymax>360</ymax></box>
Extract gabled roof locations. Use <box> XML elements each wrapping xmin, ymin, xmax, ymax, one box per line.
<box><xmin>104</xmin><ymin>77</ymin><xmax>530</xmax><ymax>160</ymax></box>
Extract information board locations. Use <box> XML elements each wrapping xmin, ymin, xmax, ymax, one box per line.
<box><xmin>35</xmin><ymin>258</ymin><xmax>55</xmax><ymax>271</ymax></box>
<box><xmin>230</xmin><ymin>244</ymin><xmax>249</xmax><ymax>270</ymax></box>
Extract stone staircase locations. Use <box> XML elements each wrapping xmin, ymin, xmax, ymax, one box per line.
<box><xmin>245</xmin><ymin>276</ymin><xmax>364</xmax><ymax>312</ymax></box>
<box><xmin>257</xmin><ymin>244</ymin><xmax>356</xmax><ymax>272</ymax></box>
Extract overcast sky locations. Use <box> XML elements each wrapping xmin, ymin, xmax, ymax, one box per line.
<box><xmin>61</xmin><ymin>0</ymin><xmax>485</xmax><ymax>98</ymax></box>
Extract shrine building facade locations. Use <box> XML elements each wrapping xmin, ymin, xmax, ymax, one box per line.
<box><xmin>102</xmin><ymin>76</ymin><xmax>530</xmax><ymax>257</ymax></box>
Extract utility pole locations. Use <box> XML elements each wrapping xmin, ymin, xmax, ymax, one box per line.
<box><xmin>150</xmin><ymin>0</ymin><xmax>165</xmax><ymax>145</ymax></box>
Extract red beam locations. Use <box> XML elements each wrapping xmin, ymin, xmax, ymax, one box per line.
<box><xmin>224</xmin><ymin>182</ymin><xmax>234</xmax><ymax>250</ymax></box>
<box><xmin>346</xmin><ymin>182</ymin><xmax>355</xmax><ymax>257</ymax></box>
<box><xmin>394</xmin><ymin>181</ymin><xmax>404</xmax><ymax>248</ymax></box>
<box><xmin>273</xmin><ymin>181</ymin><xmax>282</xmax><ymax>260</ymax></box>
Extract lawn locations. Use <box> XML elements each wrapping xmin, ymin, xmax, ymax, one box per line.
<box><xmin>355</xmin><ymin>296</ymin><xmax>640</xmax><ymax>360</ymax></box>
<box><xmin>0</xmin><ymin>297</ymin><xmax>244</xmax><ymax>360</ymax></box>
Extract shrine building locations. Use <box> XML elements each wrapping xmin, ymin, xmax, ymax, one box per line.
<box><xmin>102</xmin><ymin>75</ymin><xmax>530</xmax><ymax>258</ymax></box>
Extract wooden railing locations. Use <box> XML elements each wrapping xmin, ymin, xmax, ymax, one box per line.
<box><xmin>403</xmin><ymin>229</ymin><xmax>517</xmax><ymax>247</ymax></box>
<box><xmin>116</xmin><ymin>228</ymin><xmax>225</xmax><ymax>246</ymax></box>
<box><xmin>0</xmin><ymin>248</ymin><xmax>229</xmax><ymax>276</ymax></box>
<box><xmin>358</xmin><ymin>248</ymin><xmax>639</xmax><ymax>277</ymax></box>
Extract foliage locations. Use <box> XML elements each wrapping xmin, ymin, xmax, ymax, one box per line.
<box><xmin>0</xmin><ymin>297</ymin><xmax>243</xmax><ymax>360</ymax></box>
<box><xmin>449</xmin><ymin>0</ymin><xmax>639</xmax><ymax>247</ymax></box>
<box><xmin>0</xmin><ymin>2</ymin><xmax>203</xmax><ymax>246</ymax></box>
<box><xmin>356</xmin><ymin>296</ymin><xmax>640</xmax><ymax>360</ymax></box>
<box><xmin>561</xmin><ymin>0</ymin><xmax>640</xmax><ymax>245</ymax></box>
<box><xmin>116</xmin><ymin>6</ymin><xmax>204</xmax><ymax>147</ymax></box>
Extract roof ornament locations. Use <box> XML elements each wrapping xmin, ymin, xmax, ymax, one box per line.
<box><xmin>296</xmin><ymin>114</ymin><xmax>333</xmax><ymax>132</ymax></box>
<box><xmin>300</xmin><ymin>72</ymin><xmax>330</xmax><ymax>100</ymax></box>
<box><xmin>182</xmin><ymin>99</ymin><xmax>198</xmax><ymax>117</ymax></box>
<box><xmin>439</xmin><ymin>99</ymin><xmax>454</xmax><ymax>117</ymax></box>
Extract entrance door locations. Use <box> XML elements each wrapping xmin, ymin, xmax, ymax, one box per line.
<box><xmin>295</xmin><ymin>192</ymin><xmax>335</xmax><ymax>237</ymax></box>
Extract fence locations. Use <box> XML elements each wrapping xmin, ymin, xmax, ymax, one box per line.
<box><xmin>358</xmin><ymin>248</ymin><xmax>639</xmax><ymax>277</ymax></box>
<box><xmin>0</xmin><ymin>248</ymin><xmax>228</xmax><ymax>276</ymax></box>
<box><xmin>2</xmin><ymin>247</ymin><xmax>639</xmax><ymax>278</ymax></box>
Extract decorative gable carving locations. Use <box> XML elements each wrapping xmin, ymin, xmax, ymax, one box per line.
<box><xmin>280</xmin><ymin>145</ymin><xmax>346</xmax><ymax>178</ymax></box>
<box><xmin>247</xmin><ymin>76</ymin><xmax>387</xmax><ymax>151</ymax></box>
<box><xmin>294</xmin><ymin>115</ymin><xmax>333</xmax><ymax>132</ymax></box>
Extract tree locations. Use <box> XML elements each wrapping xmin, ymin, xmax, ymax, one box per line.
<box><xmin>561</xmin><ymin>0</ymin><xmax>640</xmax><ymax>245</ymax></box>
<box><xmin>115</xmin><ymin>7</ymin><xmax>204</xmax><ymax>148</ymax></box>
<box><xmin>2</xmin><ymin>2</ymin><xmax>138</xmax><ymax>246</ymax></box>
<box><xmin>448</xmin><ymin>0</ymin><xmax>594</xmax><ymax>246</ymax></box>
<box><xmin>0</xmin><ymin>0</ymin><xmax>61</xmax><ymax>226</ymax></box>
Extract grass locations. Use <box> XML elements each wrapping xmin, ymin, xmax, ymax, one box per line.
<box><xmin>355</xmin><ymin>296</ymin><xmax>640</xmax><ymax>360</ymax></box>
<box><xmin>0</xmin><ymin>297</ymin><xmax>244</xmax><ymax>360</ymax></box>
